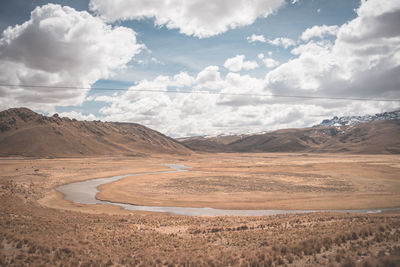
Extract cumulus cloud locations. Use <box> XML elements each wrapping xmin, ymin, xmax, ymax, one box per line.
<box><xmin>247</xmin><ymin>34</ymin><xmax>266</xmax><ymax>43</ymax></box>
<box><xmin>4</xmin><ymin>0</ymin><xmax>396</xmax><ymax>138</ymax></box>
<box><xmin>217</xmin><ymin>72</ymin><xmax>266</xmax><ymax>106</ymax></box>
<box><xmin>89</xmin><ymin>0</ymin><xmax>285</xmax><ymax>38</ymax></box>
<box><xmin>300</xmin><ymin>25</ymin><xmax>339</xmax><ymax>41</ymax></box>
<box><xmin>263</xmin><ymin>58</ymin><xmax>280</xmax><ymax>68</ymax></box>
<box><xmin>93</xmin><ymin>67</ymin><xmax>332</xmax><ymax>137</ymax></box>
<box><xmin>91</xmin><ymin>0</ymin><xmax>400</xmax><ymax>137</ymax></box>
<box><xmin>267</xmin><ymin>37</ymin><xmax>296</xmax><ymax>48</ymax></box>
<box><xmin>172</xmin><ymin>72</ymin><xmax>195</xmax><ymax>88</ymax></box>
<box><xmin>266</xmin><ymin>0</ymin><xmax>400</xmax><ymax>100</ymax></box>
<box><xmin>223</xmin><ymin>55</ymin><xmax>259</xmax><ymax>72</ymax></box>
<box><xmin>0</xmin><ymin>4</ymin><xmax>142</xmax><ymax>112</ymax></box>
<box><xmin>195</xmin><ymin>66</ymin><xmax>224</xmax><ymax>90</ymax></box>
<box><xmin>94</xmin><ymin>69</ymin><xmax>271</xmax><ymax>137</ymax></box>
<box><xmin>58</xmin><ymin>111</ymin><xmax>97</xmax><ymax>121</ymax></box>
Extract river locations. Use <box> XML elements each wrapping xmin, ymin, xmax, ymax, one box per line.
<box><xmin>56</xmin><ymin>164</ymin><xmax>400</xmax><ymax>216</ymax></box>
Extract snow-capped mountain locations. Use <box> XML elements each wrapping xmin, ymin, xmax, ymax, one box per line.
<box><xmin>314</xmin><ymin>110</ymin><xmax>400</xmax><ymax>127</ymax></box>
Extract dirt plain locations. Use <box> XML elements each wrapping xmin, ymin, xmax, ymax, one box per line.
<box><xmin>1</xmin><ymin>153</ymin><xmax>400</xmax><ymax>266</ymax></box>
<box><xmin>97</xmin><ymin>153</ymin><xmax>400</xmax><ymax>210</ymax></box>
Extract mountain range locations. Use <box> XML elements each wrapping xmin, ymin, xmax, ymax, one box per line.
<box><xmin>179</xmin><ymin>110</ymin><xmax>400</xmax><ymax>154</ymax></box>
<box><xmin>0</xmin><ymin>108</ymin><xmax>399</xmax><ymax>157</ymax></box>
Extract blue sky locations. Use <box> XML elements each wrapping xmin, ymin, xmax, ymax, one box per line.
<box><xmin>0</xmin><ymin>0</ymin><xmax>399</xmax><ymax>137</ymax></box>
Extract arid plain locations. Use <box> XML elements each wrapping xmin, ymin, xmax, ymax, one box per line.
<box><xmin>1</xmin><ymin>153</ymin><xmax>400</xmax><ymax>266</ymax></box>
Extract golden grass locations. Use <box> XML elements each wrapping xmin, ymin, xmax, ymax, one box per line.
<box><xmin>97</xmin><ymin>153</ymin><xmax>400</xmax><ymax>210</ymax></box>
<box><xmin>1</xmin><ymin>153</ymin><xmax>400</xmax><ymax>266</ymax></box>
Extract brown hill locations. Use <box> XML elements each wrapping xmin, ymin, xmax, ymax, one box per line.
<box><xmin>0</xmin><ymin>108</ymin><xmax>191</xmax><ymax>157</ymax></box>
<box><xmin>181</xmin><ymin>120</ymin><xmax>400</xmax><ymax>154</ymax></box>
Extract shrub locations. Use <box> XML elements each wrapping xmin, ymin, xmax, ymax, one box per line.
<box><xmin>341</xmin><ymin>256</ymin><xmax>356</xmax><ymax>267</ymax></box>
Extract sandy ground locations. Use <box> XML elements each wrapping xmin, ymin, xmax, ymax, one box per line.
<box><xmin>95</xmin><ymin>153</ymin><xmax>400</xmax><ymax>210</ymax></box>
<box><xmin>1</xmin><ymin>153</ymin><xmax>400</xmax><ymax>266</ymax></box>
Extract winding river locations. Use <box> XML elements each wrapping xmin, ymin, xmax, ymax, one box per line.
<box><xmin>56</xmin><ymin>164</ymin><xmax>400</xmax><ymax>216</ymax></box>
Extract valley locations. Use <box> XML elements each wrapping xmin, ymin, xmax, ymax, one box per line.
<box><xmin>1</xmin><ymin>153</ymin><xmax>400</xmax><ymax>266</ymax></box>
<box><xmin>1</xmin><ymin>108</ymin><xmax>400</xmax><ymax>266</ymax></box>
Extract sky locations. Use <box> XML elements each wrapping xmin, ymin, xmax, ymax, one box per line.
<box><xmin>0</xmin><ymin>0</ymin><xmax>399</xmax><ymax>137</ymax></box>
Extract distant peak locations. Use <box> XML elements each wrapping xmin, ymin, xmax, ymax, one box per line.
<box><xmin>314</xmin><ymin>110</ymin><xmax>400</xmax><ymax>127</ymax></box>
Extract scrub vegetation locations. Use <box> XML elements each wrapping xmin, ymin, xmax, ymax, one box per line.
<box><xmin>0</xmin><ymin>154</ymin><xmax>399</xmax><ymax>266</ymax></box>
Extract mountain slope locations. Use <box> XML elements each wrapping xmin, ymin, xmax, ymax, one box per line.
<box><xmin>0</xmin><ymin>108</ymin><xmax>191</xmax><ymax>157</ymax></box>
<box><xmin>227</xmin><ymin>120</ymin><xmax>400</xmax><ymax>154</ymax></box>
<box><xmin>181</xmin><ymin>120</ymin><xmax>400</xmax><ymax>154</ymax></box>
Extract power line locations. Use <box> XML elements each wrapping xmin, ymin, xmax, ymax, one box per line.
<box><xmin>1</xmin><ymin>83</ymin><xmax>399</xmax><ymax>102</ymax></box>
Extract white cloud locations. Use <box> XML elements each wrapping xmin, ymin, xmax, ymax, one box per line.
<box><xmin>87</xmin><ymin>0</ymin><xmax>400</xmax><ymax>138</ymax></box>
<box><xmin>217</xmin><ymin>72</ymin><xmax>266</xmax><ymax>106</ymax></box>
<box><xmin>172</xmin><ymin>72</ymin><xmax>195</xmax><ymax>88</ymax></box>
<box><xmin>266</xmin><ymin>0</ymin><xmax>400</xmax><ymax>99</ymax></box>
<box><xmin>267</xmin><ymin>37</ymin><xmax>296</xmax><ymax>48</ymax></box>
<box><xmin>94</xmin><ymin>69</ymin><xmax>270</xmax><ymax>137</ymax></box>
<box><xmin>0</xmin><ymin>4</ymin><xmax>142</xmax><ymax>113</ymax></box>
<box><xmin>196</xmin><ymin>66</ymin><xmax>221</xmax><ymax>84</ymax></box>
<box><xmin>151</xmin><ymin>57</ymin><xmax>162</xmax><ymax>64</ymax></box>
<box><xmin>92</xmin><ymin>0</ymin><xmax>400</xmax><ymax>137</ymax></box>
<box><xmin>300</xmin><ymin>25</ymin><xmax>339</xmax><ymax>41</ymax></box>
<box><xmin>195</xmin><ymin>66</ymin><xmax>225</xmax><ymax>90</ymax></box>
<box><xmin>58</xmin><ymin>111</ymin><xmax>97</xmax><ymax>121</ymax></box>
<box><xmin>137</xmin><ymin>57</ymin><xmax>163</xmax><ymax>65</ymax></box>
<box><xmin>4</xmin><ymin>0</ymin><xmax>396</xmax><ymax>138</ymax></box>
<box><xmin>89</xmin><ymin>0</ymin><xmax>285</xmax><ymax>38</ymax></box>
<box><xmin>257</xmin><ymin>53</ymin><xmax>264</xmax><ymax>59</ymax></box>
<box><xmin>247</xmin><ymin>34</ymin><xmax>266</xmax><ymax>43</ymax></box>
<box><xmin>223</xmin><ymin>55</ymin><xmax>259</xmax><ymax>72</ymax></box>
<box><xmin>247</xmin><ymin>34</ymin><xmax>295</xmax><ymax>48</ymax></box>
<box><xmin>263</xmin><ymin>58</ymin><xmax>280</xmax><ymax>68</ymax></box>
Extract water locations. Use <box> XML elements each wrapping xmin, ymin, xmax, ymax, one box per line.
<box><xmin>56</xmin><ymin>164</ymin><xmax>400</xmax><ymax>216</ymax></box>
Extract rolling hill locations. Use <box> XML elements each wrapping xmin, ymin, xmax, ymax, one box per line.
<box><xmin>180</xmin><ymin>112</ymin><xmax>400</xmax><ymax>154</ymax></box>
<box><xmin>0</xmin><ymin>108</ymin><xmax>191</xmax><ymax>157</ymax></box>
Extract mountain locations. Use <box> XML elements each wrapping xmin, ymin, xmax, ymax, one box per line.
<box><xmin>314</xmin><ymin>110</ymin><xmax>400</xmax><ymax>127</ymax></box>
<box><xmin>177</xmin><ymin>134</ymin><xmax>247</xmax><ymax>152</ymax></box>
<box><xmin>2</xmin><ymin>108</ymin><xmax>399</xmax><ymax>156</ymax></box>
<box><xmin>0</xmin><ymin>108</ymin><xmax>191</xmax><ymax>157</ymax></box>
<box><xmin>180</xmin><ymin>113</ymin><xmax>400</xmax><ymax>154</ymax></box>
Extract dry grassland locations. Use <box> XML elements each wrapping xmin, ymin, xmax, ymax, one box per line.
<box><xmin>98</xmin><ymin>153</ymin><xmax>400</xmax><ymax>210</ymax></box>
<box><xmin>0</xmin><ymin>153</ymin><xmax>400</xmax><ymax>266</ymax></box>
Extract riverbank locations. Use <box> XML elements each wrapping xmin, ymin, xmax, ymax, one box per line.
<box><xmin>57</xmin><ymin>161</ymin><xmax>400</xmax><ymax>216</ymax></box>
<box><xmin>96</xmin><ymin>153</ymin><xmax>400</xmax><ymax>211</ymax></box>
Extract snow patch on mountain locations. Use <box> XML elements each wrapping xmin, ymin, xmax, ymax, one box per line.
<box><xmin>314</xmin><ymin>110</ymin><xmax>400</xmax><ymax>127</ymax></box>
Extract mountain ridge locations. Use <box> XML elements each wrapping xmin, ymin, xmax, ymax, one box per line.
<box><xmin>180</xmin><ymin>111</ymin><xmax>400</xmax><ymax>154</ymax></box>
<box><xmin>0</xmin><ymin>108</ymin><xmax>191</xmax><ymax>157</ymax></box>
<box><xmin>314</xmin><ymin>110</ymin><xmax>400</xmax><ymax>127</ymax></box>
<box><xmin>2</xmin><ymin>108</ymin><xmax>399</xmax><ymax>156</ymax></box>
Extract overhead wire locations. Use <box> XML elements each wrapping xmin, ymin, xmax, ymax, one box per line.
<box><xmin>1</xmin><ymin>83</ymin><xmax>399</xmax><ymax>102</ymax></box>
